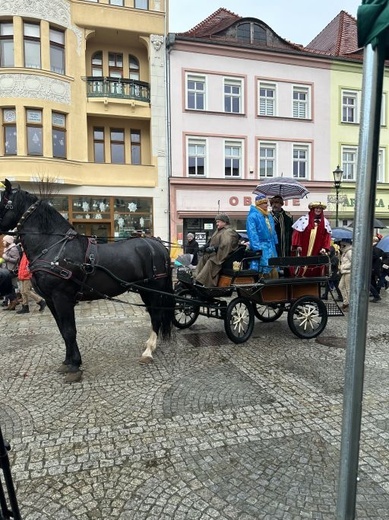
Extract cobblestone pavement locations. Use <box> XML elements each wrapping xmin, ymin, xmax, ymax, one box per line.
<box><xmin>1</xmin><ymin>290</ymin><xmax>389</xmax><ymax>519</ymax></box>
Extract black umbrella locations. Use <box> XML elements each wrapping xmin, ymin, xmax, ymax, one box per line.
<box><xmin>349</xmin><ymin>218</ymin><xmax>386</xmax><ymax>229</ymax></box>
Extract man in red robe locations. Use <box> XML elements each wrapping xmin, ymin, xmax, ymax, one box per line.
<box><xmin>291</xmin><ymin>202</ymin><xmax>332</xmax><ymax>276</ymax></box>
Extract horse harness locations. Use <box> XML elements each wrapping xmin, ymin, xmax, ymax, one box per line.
<box><xmin>14</xmin><ymin>201</ymin><xmax>169</xmax><ymax>301</ymax></box>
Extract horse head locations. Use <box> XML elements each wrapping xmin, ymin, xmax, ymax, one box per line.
<box><xmin>0</xmin><ymin>179</ymin><xmax>38</xmax><ymax>233</ymax></box>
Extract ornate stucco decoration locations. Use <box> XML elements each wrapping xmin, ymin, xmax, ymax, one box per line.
<box><xmin>0</xmin><ymin>74</ymin><xmax>71</xmax><ymax>105</ymax></box>
<box><xmin>0</xmin><ymin>0</ymin><xmax>83</xmax><ymax>55</ymax></box>
<box><xmin>150</xmin><ymin>35</ymin><xmax>164</xmax><ymax>52</ymax></box>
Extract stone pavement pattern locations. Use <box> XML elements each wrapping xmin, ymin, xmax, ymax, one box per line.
<box><xmin>0</xmin><ymin>292</ymin><xmax>389</xmax><ymax>519</ymax></box>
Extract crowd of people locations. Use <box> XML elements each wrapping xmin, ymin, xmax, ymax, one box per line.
<box><xmin>0</xmin><ymin>235</ymin><xmax>46</xmax><ymax>315</ymax></box>
<box><xmin>182</xmin><ymin>196</ymin><xmax>389</xmax><ymax>308</ymax></box>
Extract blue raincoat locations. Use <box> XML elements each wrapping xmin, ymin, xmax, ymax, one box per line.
<box><xmin>246</xmin><ymin>205</ymin><xmax>278</xmax><ymax>273</ymax></box>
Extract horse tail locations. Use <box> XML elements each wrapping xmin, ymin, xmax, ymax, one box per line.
<box><xmin>159</xmin><ymin>266</ymin><xmax>175</xmax><ymax>340</ymax></box>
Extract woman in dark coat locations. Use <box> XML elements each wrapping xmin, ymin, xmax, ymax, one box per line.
<box><xmin>184</xmin><ymin>233</ymin><xmax>199</xmax><ymax>266</ymax></box>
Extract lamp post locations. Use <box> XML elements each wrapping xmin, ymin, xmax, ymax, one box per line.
<box><xmin>333</xmin><ymin>165</ymin><xmax>343</xmax><ymax>227</ymax></box>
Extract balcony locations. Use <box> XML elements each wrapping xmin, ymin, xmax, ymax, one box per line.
<box><xmin>86</xmin><ymin>77</ymin><xmax>150</xmax><ymax>103</ymax></box>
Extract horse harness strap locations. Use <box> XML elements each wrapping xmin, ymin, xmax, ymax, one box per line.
<box><xmin>75</xmin><ymin>237</ymin><xmax>98</xmax><ymax>300</ymax></box>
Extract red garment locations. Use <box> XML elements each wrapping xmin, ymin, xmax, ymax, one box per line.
<box><xmin>18</xmin><ymin>253</ymin><xmax>32</xmax><ymax>281</ymax></box>
<box><xmin>291</xmin><ymin>210</ymin><xmax>331</xmax><ymax>276</ymax></box>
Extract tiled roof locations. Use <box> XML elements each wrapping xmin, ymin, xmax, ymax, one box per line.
<box><xmin>179</xmin><ymin>8</ymin><xmax>241</xmax><ymax>38</ymax></box>
<box><xmin>305</xmin><ymin>10</ymin><xmax>361</xmax><ymax>57</ymax></box>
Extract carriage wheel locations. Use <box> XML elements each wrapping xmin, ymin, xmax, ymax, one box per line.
<box><xmin>224</xmin><ymin>297</ymin><xmax>254</xmax><ymax>344</ymax></box>
<box><xmin>287</xmin><ymin>296</ymin><xmax>328</xmax><ymax>339</ymax></box>
<box><xmin>173</xmin><ymin>289</ymin><xmax>199</xmax><ymax>329</ymax></box>
<box><xmin>253</xmin><ymin>302</ymin><xmax>284</xmax><ymax>322</ymax></box>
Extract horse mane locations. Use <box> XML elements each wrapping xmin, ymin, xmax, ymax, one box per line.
<box><xmin>35</xmin><ymin>200</ymin><xmax>73</xmax><ymax>235</ymax></box>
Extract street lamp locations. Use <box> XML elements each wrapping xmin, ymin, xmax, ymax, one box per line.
<box><xmin>333</xmin><ymin>165</ymin><xmax>343</xmax><ymax>227</ymax></box>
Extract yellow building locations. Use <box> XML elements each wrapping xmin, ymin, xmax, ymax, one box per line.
<box><xmin>0</xmin><ymin>0</ymin><xmax>168</xmax><ymax>241</ymax></box>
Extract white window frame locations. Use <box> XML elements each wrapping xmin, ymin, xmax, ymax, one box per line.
<box><xmin>341</xmin><ymin>146</ymin><xmax>358</xmax><ymax>181</ymax></box>
<box><xmin>223</xmin><ymin>77</ymin><xmax>243</xmax><ymax>114</ymax></box>
<box><xmin>259</xmin><ymin>82</ymin><xmax>276</xmax><ymax>116</ymax></box>
<box><xmin>186</xmin><ymin>74</ymin><xmax>206</xmax><ymax>111</ymax></box>
<box><xmin>224</xmin><ymin>139</ymin><xmax>243</xmax><ymax>178</ymax></box>
<box><xmin>187</xmin><ymin>137</ymin><xmax>207</xmax><ymax>177</ymax></box>
<box><xmin>292</xmin><ymin>143</ymin><xmax>310</xmax><ymax>179</ymax></box>
<box><xmin>292</xmin><ymin>85</ymin><xmax>310</xmax><ymax>119</ymax></box>
<box><xmin>259</xmin><ymin>141</ymin><xmax>276</xmax><ymax>178</ymax></box>
<box><xmin>377</xmin><ymin>148</ymin><xmax>385</xmax><ymax>183</ymax></box>
<box><xmin>341</xmin><ymin>90</ymin><xmax>359</xmax><ymax>124</ymax></box>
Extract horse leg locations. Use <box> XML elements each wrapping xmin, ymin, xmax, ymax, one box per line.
<box><xmin>140</xmin><ymin>327</ymin><xmax>158</xmax><ymax>364</ymax></box>
<box><xmin>46</xmin><ymin>296</ymin><xmax>82</xmax><ymax>381</ymax></box>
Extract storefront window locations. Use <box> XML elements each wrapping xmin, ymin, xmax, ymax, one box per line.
<box><xmin>72</xmin><ymin>197</ymin><xmax>110</xmax><ymax>220</ymax></box>
<box><xmin>113</xmin><ymin>197</ymin><xmax>152</xmax><ymax>238</ymax></box>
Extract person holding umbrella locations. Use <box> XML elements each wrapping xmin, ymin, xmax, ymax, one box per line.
<box><xmin>291</xmin><ymin>202</ymin><xmax>332</xmax><ymax>276</ymax></box>
<box><xmin>269</xmin><ymin>195</ymin><xmax>293</xmax><ymax>258</ymax></box>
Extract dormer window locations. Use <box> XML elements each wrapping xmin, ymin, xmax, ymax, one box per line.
<box><xmin>237</xmin><ymin>22</ymin><xmax>266</xmax><ymax>44</ymax></box>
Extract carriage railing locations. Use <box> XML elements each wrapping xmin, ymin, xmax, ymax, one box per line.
<box><xmin>0</xmin><ymin>426</ymin><xmax>21</xmax><ymax>520</ymax></box>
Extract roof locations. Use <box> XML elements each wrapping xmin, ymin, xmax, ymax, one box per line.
<box><xmin>305</xmin><ymin>10</ymin><xmax>361</xmax><ymax>57</ymax></box>
<box><xmin>179</xmin><ymin>7</ymin><xmax>241</xmax><ymax>38</ymax></box>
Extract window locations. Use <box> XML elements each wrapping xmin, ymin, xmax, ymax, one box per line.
<box><xmin>93</xmin><ymin>127</ymin><xmax>104</xmax><ymax>163</ymax></box>
<box><xmin>377</xmin><ymin>148</ymin><xmax>385</xmax><ymax>183</ymax></box>
<box><xmin>259</xmin><ymin>82</ymin><xmax>276</xmax><ymax>116</ymax></box>
<box><xmin>130</xmin><ymin>130</ymin><xmax>141</xmax><ymax>164</ymax></box>
<box><xmin>109</xmin><ymin>52</ymin><xmax>123</xmax><ymax>94</ymax></box>
<box><xmin>224</xmin><ymin>141</ymin><xmax>242</xmax><ymax>177</ymax></box>
<box><xmin>342</xmin><ymin>90</ymin><xmax>358</xmax><ymax>123</ymax></box>
<box><xmin>293</xmin><ymin>144</ymin><xmax>309</xmax><ymax>179</ymax></box>
<box><xmin>342</xmin><ymin>146</ymin><xmax>357</xmax><ymax>181</ymax></box>
<box><xmin>135</xmin><ymin>0</ymin><xmax>148</xmax><ymax>8</ymax></box>
<box><xmin>52</xmin><ymin>112</ymin><xmax>66</xmax><ymax>158</ymax></box>
<box><xmin>188</xmin><ymin>138</ymin><xmax>206</xmax><ymax>176</ymax></box>
<box><xmin>110</xmin><ymin>129</ymin><xmax>125</xmax><ymax>164</ymax></box>
<box><xmin>224</xmin><ymin>78</ymin><xmax>242</xmax><ymax>113</ymax></box>
<box><xmin>26</xmin><ymin>109</ymin><xmax>43</xmax><ymax>156</ymax></box>
<box><xmin>259</xmin><ymin>142</ymin><xmax>276</xmax><ymax>178</ymax></box>
<box><xmin>0</xmin><ymin>22</ymin><xmax>14</xmax><ymax>67</ymax></box>
<box><xmin>237</xmin><ymin>22</ymin><xmax>266</xmax><ymax>44</ymax></box>
<box><xmin>24</xmin><ymin>22</ymin><xmax>41</xmax><ymax>69</ymax></box>
<box><xmin>187</xmin><ymin>75</ymin><xmax>205</xmax><ymax>110</ymax></box>
<box><xmin>110</xmin><ymin>0</ymin><xmax>124</xmax><ymax>4</ymax></box>
<box><xmin>50</xmin><ymin>27</ymin><xmax>65</xmax><ymax>74</ymax></box>
<box><xmin>92</xmin><ymin>51</ymin><xmax>103</xmax><ymax>77</ymax></box>
<box><xmin>129</xmin><ymin>55</ymin><xmax>140</xmax><ymax>80</ymax></box>
<box><xmin>293</xmin><ymin>86</ymin><xmax>310</xmax><ymax>119</ymax></box>
<box><xmin>3</xmin><ymin>108</ymin><xmax>17</xmax><ymax>155</ymax></box>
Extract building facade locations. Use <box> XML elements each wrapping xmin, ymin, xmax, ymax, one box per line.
<box><xmin>0</xmin><ymin>0</ymin><xmax>168</xmax><ymax>241</ymax></box>
<box><xmin>167</xmin><ymin>8</ymin><xmax>389</xmax><ymax>255</ymax></box>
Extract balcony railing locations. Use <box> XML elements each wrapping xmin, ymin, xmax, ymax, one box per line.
<box><xmin>86</xmin><ymin>77</ymin><xmax>150</xmax><ymax>103</ymax></box>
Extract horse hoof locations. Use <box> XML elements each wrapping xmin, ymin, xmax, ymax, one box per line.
<box><xmin>57</xmin><ymin>363</ymin><xmax>71</xmax><ymax>374</ymax></box>
<box><xmin>139</xmin><ymin>356</ymin><xmax>153</xmax><ymax>365</ymax></box>
<box><xmin>64</xmin><ymin>371</ymin><xmax>83</xmax><ymax>384</ymax></box>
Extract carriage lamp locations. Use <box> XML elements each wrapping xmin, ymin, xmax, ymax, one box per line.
<box><xmin>333</xmin><ymin>165</ymin><xmax>343</xmax><ymax>227</ymax></box>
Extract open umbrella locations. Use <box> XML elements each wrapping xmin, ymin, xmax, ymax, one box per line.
<box><xmin>376</xmin><ymin>235</ymin><xmax>389</xmax><ymax>252</ymax></box>
<box><xmin>331</xmin><ymin>227</ymin><xmax>353</xmax><ymax>242</ymax></box>
<box><xmin>253</xmin><ymin>176</ymin><xmax>309</xmax><ymax>200</ymax></box>
<box><xmin>348</xmin><ymin>218</ymin><xmax>386</xmax><ymax>229</ymax></box>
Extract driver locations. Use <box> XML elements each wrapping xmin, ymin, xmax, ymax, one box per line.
<box><xmin>195</xmin><ymin>214</ymin><xmax>239</xmax><ymax>287</ymax></box>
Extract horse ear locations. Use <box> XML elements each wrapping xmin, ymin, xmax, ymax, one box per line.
<box><xmin>4</xmin><ymin>179</ymin><xmax>12</xmax><ymax>193</ymax></box>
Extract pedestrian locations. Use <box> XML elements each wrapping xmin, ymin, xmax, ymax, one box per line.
<box><xmin>322</xmin><ymin>245</ymin><xmax>343</xmax><ymax>301</ymax></box>
<box><xmin>184</xmin><ymin>233</ymin><xmax>199</xmax><ymax>266</ymax></box>
<box><xmin>195</xmin><ymin>213</ymin><xmax>239</xmax><ymax>287</ymax></box>
<box><xmin>16</xmin><ymin>252</ymin><xmax>46</xmax><ymax>314</ymax></box>
<box><xmin>246</xmin><ymin>194</ymin><xmax>278</xmax><ymax>278</ymax></box>
<box><xmin>291</xmin><ymin>202</ymin><xmax>332</xmax><ymax>276</ymax></box>
<box><xmin>1</xmin><ymin>235</ymin><xmax>20</xmax><ymax>311</ymax></box>
<box><xmin>338</xmin><ymin>238</ymin><xmax>352</xmax><ymax>311</ymax></box>
<box><xmin>269</xmin><ymin>195</ymin><xmax>293</xmax><ymax>258</ymax></box>
<box><xmin>371</xmin><ymin>236</ymin><xmax>383</xmax><ymax>302</ymax></box>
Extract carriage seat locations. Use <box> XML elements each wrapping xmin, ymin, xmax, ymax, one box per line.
<box><xmin>220</xmin><ymin>246</ymin><xmax>260</xmax><ymax>277</ymax></box>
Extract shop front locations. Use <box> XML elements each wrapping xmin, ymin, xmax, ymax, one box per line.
<box><xmin>48</xmin><ymin>195</ymin><xmax>153</xmax><ymax>241</ymax></box>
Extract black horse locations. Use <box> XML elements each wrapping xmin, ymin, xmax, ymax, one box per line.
<box><xmin>0</xmin><ymin>180</ymin><xmax>174</xmax><ymax>382</ymax></box>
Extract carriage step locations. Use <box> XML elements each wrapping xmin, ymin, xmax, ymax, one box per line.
<box><xmin>325</xmin><ymin>301</ymin><xmax>344</xmax><ymax>317</ymax></box>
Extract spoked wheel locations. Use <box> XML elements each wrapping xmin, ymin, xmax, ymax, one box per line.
<box><xmin>253</xmin><ymin>302</ymin><xmax>284</xmax><ymax>322</ymax></box>
<box><xmin>287</xmin><ymin>296</ymin><xmax>328</xmax><ymax>339</ymax></box>
<box><xmin>173</xmin><ymin>289</ymin><xmax>200</xmax><ymax>329</ymax></box>
<box><xmin>224</xmin><ymin>297</ymin><xmax>254</xmax><ymax>344</ymax></box>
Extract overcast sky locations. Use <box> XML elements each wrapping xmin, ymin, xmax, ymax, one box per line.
<box><xmin>169</xmin><ymin>0</ymin><xmax>362</xmax><ymax>46</ymax></box>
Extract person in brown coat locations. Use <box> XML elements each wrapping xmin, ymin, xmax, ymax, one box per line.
<box><xmin>195</xmin><ymin>214</ymin><xmax>239</xmax><ymax>287</ymax></box>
